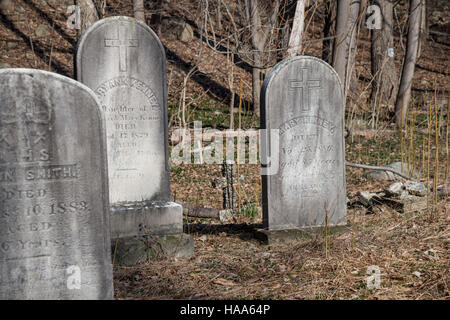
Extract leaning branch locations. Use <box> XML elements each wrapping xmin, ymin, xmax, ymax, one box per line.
<box><xmin>345</xmin><ymin>161</ymin><xmax>418</xmax><ymax>181</ymax></box>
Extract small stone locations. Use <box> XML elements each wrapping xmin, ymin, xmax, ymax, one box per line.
<box><xmin>424</xmin><ymin>249</ymin><xmax>438</xmax><ymax>258</ymax></box>
<box><xmin>35</xmin><ymin>24</ymin><xmax>51</xmax><ymax>38</ymax></box>
<box><xmin>381</xmin><ymin>196</ymin><xmax>427</xmax><ymax>213</ymax></box>
<box><xmin>0</xmin><ymin>0</ymin><xmax>14</xmax><ymax>11</ymax></box>
<box><xmin>385</xmin><ymin>182</ymin><xmax>406</xmax><ymax>197</ymax></box>
<box><xmin>179</xmin><ymin>24</ymin><xmax>193</xmax><ymax>43</ymax></box>
<box><xmin>7</xmin><ymin>41</ymin><xmax>18</xmax><ymax>49</ymax></box>
<box><xmin>412</xmin><ymin>271</ymin><xmax>421</xmax><ymax>278</ymax></box>
<box><xmin>405</xmin><ymin>181</ymin><xmax>427</xmax><ymax>197</ymax></box>
<box><xmin>219</xmin><ymin>209</ymin><xmax>233</xmax><ymax>222</ymax></box>
<box><xmin>358</xmin><ymin>191</ymin><xmax>375</xmax><ymax>207</ymax></box>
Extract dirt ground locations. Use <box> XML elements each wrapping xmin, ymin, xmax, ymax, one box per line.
<box><xmin>114</xmin><ymin>197</ymin><xmax>448</xmax><ymax>300</ymax></box>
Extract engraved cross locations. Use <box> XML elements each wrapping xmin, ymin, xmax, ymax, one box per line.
<box><xmin>0</xmin><ymin>129</ymin><xmax>10</xmax><ymax>147</ymax></box>
<box><xmin>289</xmin><ymin>68</ymin><xmax>321</xmax><ymax>111</ymax></box>
<box><xmin>105</xmin><ymin>26</ymin><xmax>139</xmax><ymax>72</ymax></box>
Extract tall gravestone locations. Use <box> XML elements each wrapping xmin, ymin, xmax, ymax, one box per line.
<box><xmin>0</xmin><ymin>69</ymin><xmax>113</xmax><ymax>299</ymax></box>
<box><xmin>76</xmin><ymin>16</ymin><xmax>192</xmax><ymax>265</ymax></box>
<box><xmin>261</xmin><ymin>56</ymin><xmax>346</xmax><ymax>233</ymax></box>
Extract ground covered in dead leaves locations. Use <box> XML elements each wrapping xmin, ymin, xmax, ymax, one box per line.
<box><xmin>114</xmin><ymin>200</ymin><xmax>448</xmax><ymax>300</ymax></box>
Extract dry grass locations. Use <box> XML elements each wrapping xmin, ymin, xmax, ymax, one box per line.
<box><xmin>114</xmin><ymin>198</ymin><xmax>448</xmax><ymax>300</ymax></box>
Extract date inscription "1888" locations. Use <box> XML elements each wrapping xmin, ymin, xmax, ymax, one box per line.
<box><xmin>0</xmin><ymin>69</ymin><xmax>113</xmax><ymax>300</ymax></box>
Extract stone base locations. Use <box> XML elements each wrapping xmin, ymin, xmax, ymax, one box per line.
<box><xmin>112</xmin><ymin>233</ymin><xmax>194</xmax><ymax>266</ymax></box>
<box><xmin>254</xmin><ymin>225</ymin><xmax>348</xmax><ymax>245</ymax></box>
<box><xmin>110</xmin><ymin>201</ymin><xmax>183</xmax><ymax>238</ymax></box>
<box><xmin>109</xmin><ymin>201</ymin><xmax>194</xmax><ymax>266</ymax></box>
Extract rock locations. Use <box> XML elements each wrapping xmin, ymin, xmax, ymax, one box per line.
<box><xmin>405</xmin><ymin>181</ymin><xmax>427</xmax><ymax>197</ymax></box>
<box><xmin>369</xmin><ymin>162</ymin><xmax>421</xmax><ymax>181</ymax></box>
<box><xmin>113</xmin><ymin>233</ymin><xmax>194</xmax><ymax>265</ymax></box>
<box><xmin>385</xmin><ymin>182</ymin><xmax>406</xmax><ymax>197</ymax></box>
<box><xmin>7</xmin><ymin>41</ymin><xmax>18</xmax><ymax>49</ymax></box>
<box><xmin>160</xmin><ymin>17</ymin><xmax>194</xmax><ymax>43</ymax></box>
<box><xmin>0</xmin><ymin>63</ymin><xmax>11</xmax><ymax>69</ymax></box>
<box><xmin>35</xmin><ymin>24</ymin><xmax>51</xmax><ymax>38</ymax></box>
<box><xmin>0</xmin><ymin>0</ymin><xmax>14</xmax><ymax>12</ymax></box>
<box><xmin>219</xmin><ymin>209</ymin><xmax>233</xmax><ymax>223</ymax></box>
<box><xmin>179</xmin><ymin>24</ymin><xmax>193</xmax><ymax>43</ymax></box>
<box><xmin>381</xmin><ymin>196</ymin><xmax>427</xmax><ymax>213</ymax></box>
<box><xmin>358</xmin><ymin>191</ymin><xmax>376</xmax><ymax>207</ymax></box>
<box><xmin>424</xmin><ymin>249</ymin><xmax>439</xmax><ymax>259</ymax></box>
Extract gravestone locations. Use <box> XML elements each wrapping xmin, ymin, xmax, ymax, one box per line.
<box><xmin>76</xmin><ymin>16</ymin><xmax>192</xmax><ymax>265</ymax></box>
<box><xmin>260</xmin><ymin>56</ymin><xmax>347</xmax><ymax>235</ymax></box>
<box><xmin>0</xmin><ymin>69</ymin><xmax>113</xmax><ymax>299</ymax></box>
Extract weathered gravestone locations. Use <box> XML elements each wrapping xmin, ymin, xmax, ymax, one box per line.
<box><xmin>76</xmin><ymin>16</ymin><xmax>192</xmax><ymax>265</ymax></box>
<box><xmin>260</xmin><ymin>56</ymin><xmax>346</xmax><ymax>238</ymax></box>
<box><xmin>0</xmin><ymin>69</ymin><xmax>113</xmax><ymax>299</ymax></box>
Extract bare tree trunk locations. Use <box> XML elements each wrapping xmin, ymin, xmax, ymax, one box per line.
<box><xmin>217</xmin><ymin>0</ymin><xmax>222</xmax><ymax>30</ymax></box>
<box><xmin>252</xmin><ymin>63</ymin><xmax>261</xmax><ymax>117</ymax></box>
<box><xmin>93</xmin><ymin>0</ymin><xmax>106</xmax><ymax>18</ymax></box>
<box><xmin>395</xmin><ymin>0</ymin><xmax>422</xmax><ymax>127</ymax></box>
<box><xmin>322</xmin><ymin>0</ymin><xmax>336</xmax><ymax>64</ymax></box>
<box><xmin>246</xmin><ymin>0</ymin><xmax>280</xmax><ymax>117</ymax></box>
<box><xmin>417</xmin><ymin>0</ymin><xmax>427</xmax><ymax>58</ymax></box>
<box><xmin>287</xmin><ymin>0</ymin><xmax>306</xmax><ymax>57</ymax></box>
<box><xmin>248</xmin><ymin>0</ymin><xmax>264</xmax><ymax>117</ymax></box>
<box><xmin>133</xmin><ymin>0</ymin><xmax>145</xmax><ymax>22</ymax></box>
<box><xmin>371</xmin><ymin>0</ymin><xmax>397</xmax><ymax>118</ymax></box>
<box><xmin>77</xmin><ymin>0</ymin><xmax>99</xmax><ymax>35</ymax></box>
<box><xmin>333</xmin><ymin>0</ymin><xmax>361</xmax><ymax>97</ymax></box>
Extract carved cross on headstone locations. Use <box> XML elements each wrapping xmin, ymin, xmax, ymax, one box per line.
<box><xmin>0</xmin><ymin>98</ymin><xmax>51</xmax><ymax>149</ymax></box>
<box><xmin>105</xmin><ymin>26</ymin><xmax>139</xmax><ymax>72</ymax></box>
<box><xmin>0</xmin><ymin>129</ymin><xmax>10</xmax><ymax>147</ymax></box>
<box><xmin>289</xmin><ymin>68</ymin><xmax>321</xmax><ymax>111</ymax></box>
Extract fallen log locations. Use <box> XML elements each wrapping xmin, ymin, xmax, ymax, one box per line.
<box><xmin>181</xmin><ymin>204</ymin><xmax>233</xmax><ymax>222</ymax></box>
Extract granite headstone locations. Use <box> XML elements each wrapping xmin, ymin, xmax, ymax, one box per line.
<box><xmin>0</xmin><ymin>69</ymin><xmax>113</xmax><ymax>299</ymax></box>
<box><xmin>76</xmin><ymin>16</ymin><xmax>191</xmax><ymax>264</ymax></box>
<box><xmin>261</xmin><ymin>56</ymin><xmax>346</xmax><ymax>230</ymax></box>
